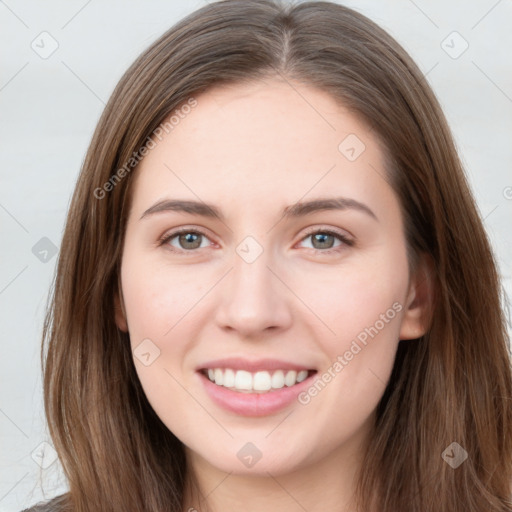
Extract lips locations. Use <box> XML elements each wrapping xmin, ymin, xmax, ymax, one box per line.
<box><xmin>196</xmin><ymin>357</ymin><xmax>317</xmax><ymax>416</ymax></box>
<box><xmin>197</xmin><ymin>357</ymin><xmax>313</xmax><ymax>373</ymax></box>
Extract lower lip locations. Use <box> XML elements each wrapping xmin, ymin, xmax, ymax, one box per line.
<box><xmin>198</xmin><ymin>371</ymin><xmax>315</xmax><ymax>417</ymax></box>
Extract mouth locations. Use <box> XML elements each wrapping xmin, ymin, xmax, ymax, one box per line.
<box><xmin>199</xmin><ymin>367</ymin><xmax>317</xmax><ymax>394</ymax></box>
<box><xmin>196</xmin><ymin>357</ymin><xmax>318</xmax><ymax>416</ymax></box>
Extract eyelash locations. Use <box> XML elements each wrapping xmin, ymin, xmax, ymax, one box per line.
<box><xmin>158</xmin><ymin>226</ymin><xmax>354</xmax><ymax>256</ymax></box>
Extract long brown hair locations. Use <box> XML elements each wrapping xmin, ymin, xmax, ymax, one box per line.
<box><xmin>37</xmin><ymin>1</ymin><xmax>512</xmax><ymax>510</ymax></box>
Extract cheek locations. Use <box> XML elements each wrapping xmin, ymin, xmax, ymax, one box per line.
<box><xmin>297</xmin><ymin>251</ymin><xmax>408</xmax><ymax>415</ymax></box>
<box><xmin>300</xmin><ymin>253</ymin><xmax>408</xmax><ymax>351</ymax></box>
<box><xmin>121</xmin><ymin>259</ymin><xmax>202</xmax><ymax>430</ymax></box>
<box><xmin>120</xmin><ymin>256</ymin><xmax>202</xmax><ymax>341</ymax></box>
<box><xmin>120</xmin><ymin>257</ymin><xmax>211</xmax><ymax>412</ymax></box>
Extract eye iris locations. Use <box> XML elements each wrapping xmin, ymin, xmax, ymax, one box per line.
<box><xmin>179</xmin><ymin>232</ymin><xmax>201</xmax><ymax>249</ymax></box>
<box><xmin>312</xmin><ymin>233</ymin><xmax>334</xmax><ymax>249</ymax></box>
<box><xmin>172</xmin><ymin>231</ymin><xmax>339</xmax><ymax>251</ymax></box>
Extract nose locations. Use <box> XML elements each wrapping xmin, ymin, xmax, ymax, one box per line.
<box><xmin>214</xmin><ymin>243</ymin><xmax>293</xmax><ymax>339</ymax></box>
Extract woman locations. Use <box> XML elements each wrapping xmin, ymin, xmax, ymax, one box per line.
<box><xmin>24</xmin><ymin>0</ymin><xmax>512</xmax><ymax>510</ymax></box>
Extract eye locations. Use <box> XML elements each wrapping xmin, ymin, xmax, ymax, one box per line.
<box><xmin>297</xmin><ymin>228</ymin><xmax>354</xmax><ymax>254</ymax></box>
<box><xmin>158</xmin><ymin>228</ymin><xmax>213</xmax><ymax>253</ymax></box>
<box><xmin>158</xmin><ymin>226</ymin><xmax>354</xmax><ymax>255</ymax></box>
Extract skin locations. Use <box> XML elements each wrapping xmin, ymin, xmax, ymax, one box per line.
<box><xmin>115</xmin><ymin>77</ymin><xmax>432</xmax><ymax>512</ymax></box>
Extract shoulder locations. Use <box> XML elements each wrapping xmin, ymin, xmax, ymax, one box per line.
<box><xmin>21</xmin><ymin>493</ymin><xmax>70</xmax><ymax>512</ymax></box>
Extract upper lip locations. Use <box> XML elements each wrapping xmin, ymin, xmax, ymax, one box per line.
<box><xmin>197</xmin><ymin>357</ymin><xmax>315</xmax><ymax>373</ymax></box>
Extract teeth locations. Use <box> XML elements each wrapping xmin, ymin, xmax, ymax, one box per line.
<box><xmin>234</xmin><ymin>370</ymin><xmax>252</xmax><ymax>390</ymax></box>
<box><xmin>271</xmin><ymin>370</ymin><xmax>285</xmax><ymax>389</ymax></box>
<box><xmin>223</xmin><ymin>368</ymin><xmax>235</xmax><ymax>387</ymax></box>
<box><xmin>204</xmin><ymin>368</ymin><xmax>310</xmax><ymax>392</ymax></box>
<box><xmin>284</xmin><ymin>370</ymin><xmax>297</xmax><ymax>387</ymax></box>
<box><xmin>296</xmin><ymin>370</ymin><xmax>308</xmax><ymax>383</ymax></box>
<box><xmin>253</xmin><ymin>371</ymin><xmax>272</xmax><ymax>391</ymax></box>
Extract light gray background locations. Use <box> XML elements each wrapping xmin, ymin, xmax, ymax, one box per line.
<box><xmin>1</xmin><ymin>0</ymin><xmax>511</xmax><ymax>510</ymax></box>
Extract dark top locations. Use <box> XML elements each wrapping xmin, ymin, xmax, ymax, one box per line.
<box><xmin>21</xmin><ymin>493</ymin><xmax>69</xmax><ymax>512</ymax></box>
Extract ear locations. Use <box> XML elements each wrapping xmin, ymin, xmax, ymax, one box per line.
<box><xmin>399</xmin><ymin>253</ymin><xmax>435</xmax><ymax>340</ymax></box>
<box><xmin>114</xmin><ymin>288</ymin><xmax>129</xmax><ymax>333</ymax></box>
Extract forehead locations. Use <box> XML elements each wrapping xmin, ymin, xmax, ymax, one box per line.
<box><xmin>129</xmin><ymin>78</ymin><xmax>395</xmax><ymax>220</ymax></box>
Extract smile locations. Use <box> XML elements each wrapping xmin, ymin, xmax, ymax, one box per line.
<box><xmin>201</xmin><ymin>368</ymin><xmax>314</xmax><ymax>393</ymax></box>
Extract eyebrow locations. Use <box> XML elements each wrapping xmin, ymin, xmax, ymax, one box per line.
<box><xmin>139</xmin><ymin>197</ymin><xmax>378</xmax><ymax>222</ymax></box>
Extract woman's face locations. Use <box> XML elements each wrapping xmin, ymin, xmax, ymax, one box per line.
<box><xmin>116</xmin><ymin>78</ymin><xmax>428</xmax><ymax>477</ymax></box>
